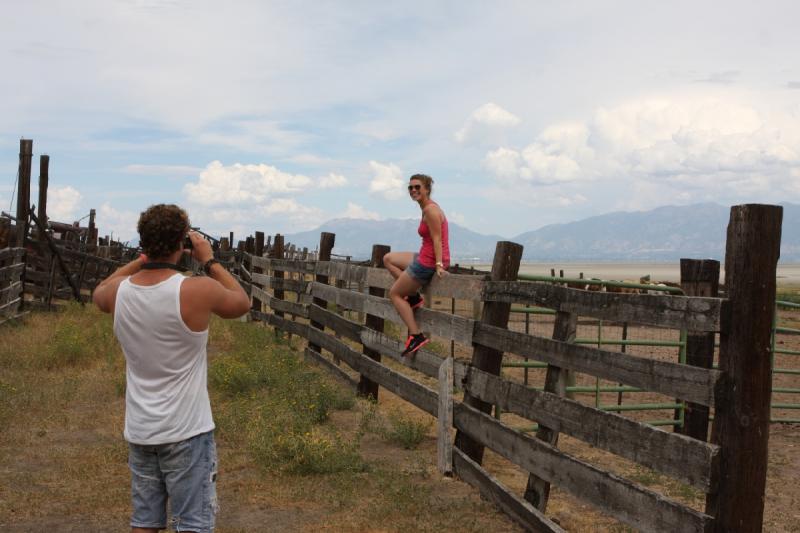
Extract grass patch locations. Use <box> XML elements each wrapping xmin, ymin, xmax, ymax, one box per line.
<box><xmin>356</xmin><ymin>401</ymin><xmax>430</xmax><ymax>450</ymax></box>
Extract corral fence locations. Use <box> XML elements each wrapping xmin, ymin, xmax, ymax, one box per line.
<box><xmin>211</xmin><ymin>204</ymin><xmax>782</xmax><ymax>533</ymax></box>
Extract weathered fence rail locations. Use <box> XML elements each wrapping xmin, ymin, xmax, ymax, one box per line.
<box><xmin>213</xmin><ymin>203</ymin><xmax>782</xmax><ymax>532</ymax></box>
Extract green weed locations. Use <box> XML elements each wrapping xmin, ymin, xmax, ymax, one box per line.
<box><xmin>385</xmin><ymin>411</ymin><xmax>430</xmax><ymax>450</ymax></box>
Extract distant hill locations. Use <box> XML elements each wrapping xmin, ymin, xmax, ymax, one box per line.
<box><xmin>284</xmin><ymin>203</ymin><xmax>799</xmax><ymax>262</ymax></box>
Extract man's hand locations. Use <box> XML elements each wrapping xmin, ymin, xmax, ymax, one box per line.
<box><xmin>188</xmin><ymin>231</ymin><xmax>213</xmax><ymax>263</ymax></box>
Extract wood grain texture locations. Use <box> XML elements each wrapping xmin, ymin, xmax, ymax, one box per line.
<box><xmin>473</xmin><ymin>323</ymin><xmax>720</xmax><ymax>407</ymax></box>
<box><xmin>483</xmin><ymin>281</ymin><xmax>724</xmax><ymax>332</ymax></box>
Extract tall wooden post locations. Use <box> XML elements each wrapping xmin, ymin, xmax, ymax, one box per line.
<box><xmin>37</xmin><ymin>154</ymin><xmax>49</xmax><ymax>240</ymax></box>
<box><xmin>15</xmin><ymin>139</ymin><xmax>33</xmax><ymax>246</ymax></box>
<box><xmin>357</xmin><ymin>244</ymin><xmax>390</xmax><ymax>400</ymax></box>
<box><xmin>454</xmin><ymin>241</ymin><xmax>523</xmax><ymax>464</ymax></box>
<box><xmin>677</xmin><ymin>259</ymin><xmax>720</xmax><ymax>440</ymax></box>
<box><xmin>706</xmin><ymin>204</ymin><xmax>781</xmax><ymax>532</ymax></box>
<box><xmin>88</xmin><ymin>208</ymin><xmax>97</xmax><ymax>251</ymax></box>
<box><xmin>271</xmin><ymin>234</ymin><xmax>285</xmax><ymax>319</ymax></box>
<box><xmin>251</xmin><ymin>231</ymin><xmax>265</xmax><ymax>315</ymax></box>
<box><xmin>308</xmin><ymin>232</ymin><xmax>335</xmax><ymax>354</ymax></box>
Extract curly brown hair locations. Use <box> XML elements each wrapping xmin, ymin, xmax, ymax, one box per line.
<box><xmin>409</xmin><ymin>173</ymin><xmax>433</xmax><ymax>194</ymax></box>
<box><xmin>137</xmin><ymin>204</ymin><xmax>189</xmax><ymax>259</ymax></box>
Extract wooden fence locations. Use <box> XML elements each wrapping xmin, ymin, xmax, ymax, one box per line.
<box><xmin>216</xmin><ymin>205</ymin><xmax>781</xmax><ymax>533</ymax></box>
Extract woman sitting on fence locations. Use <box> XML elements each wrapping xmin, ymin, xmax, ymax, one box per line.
<box><xmin>383</xmin><ymin>173</ymin><xmax>450</xmax><ymax>356</ymax></box>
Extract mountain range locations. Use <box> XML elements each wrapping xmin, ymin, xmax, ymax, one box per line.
<box><xmin>284</xmin><ymin>203</ymin><xmax>799</xmax><ymax>262</ymax></box>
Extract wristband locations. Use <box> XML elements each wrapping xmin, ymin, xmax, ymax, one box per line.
<box><xmin>435</xmin><ymin>262</ymin><xmax>444</xmax><ymax>267</ymax></box>
<box><xmin>202</xmin><ymin>258</ymin><xmax>220</xmax><ymax>275</ymax></box>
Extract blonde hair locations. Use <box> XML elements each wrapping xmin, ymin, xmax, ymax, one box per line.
<box><xmin>410</xmin><ymin>173</ymin><xmax>433</xmax><ymax>194</ymax></box>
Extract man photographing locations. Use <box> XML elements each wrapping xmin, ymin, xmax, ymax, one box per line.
<box><xmin>93</xmin><ymin>204</ymin><xmax>250</xmax><ymax>533</ymax></box>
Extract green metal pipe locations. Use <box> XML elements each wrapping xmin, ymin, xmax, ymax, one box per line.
<box><xmin>775</xmin><ymin>368</ymin><xmax>800</xmax><ymax>375</ymax></box>
<box><xmin>773</xmin><ymin>387</ymin><xmax>800</xmax><ymax>394</ymax></box>
<box><xmin>775</xmin><ymin>326</ymin><xmax>800</xmax><ymax>335</ymax></box>
<box><xmin>600</xmin><ymin>403</ymin><xmax>683</xmax><ymax>412</ymax></box>
<box><xmin>776</xmin><ymin>300</ymin><xmax>800</xmax><ymax>309</ymax></box>
<box><xmin>772</xmin><ymin>418</ymin><xmax>800</xmax><ymax>423</ymax></box>
<box><xmin>511</xmin><ymin>306</ymin><xmax>557</xmax><ymax>315</ymax></box>
<box><xmin>502</xmin><ymin>361</ymin><xmax>549</xmax><ymax>368</ymax></box>
<box><xmin>774</xmin><ymin>348</ymin><xmax>800</xmax><ymax>356</ymax></box>
<box><xmin>771</xmin><ymin>403</ymin><xmax>800</xmax><ymax>409</ymax></box>
<box><xmin>516</xmin><ymin>274</ymin><xmax>684</xmax><ymax>294</ymax></box>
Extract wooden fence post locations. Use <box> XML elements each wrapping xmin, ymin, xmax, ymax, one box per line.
<box><xmin>251</xmin><ymin>231</ymin><xmax>265</xmax><ymax>317</ymax></box>
<box><xmin>37</xmin><ymin>155</ymin><xmax>49</xmax><ymax>241</ymax></box>
<box><xmin>705</xmin><ymin>204</ymin><xmax>781</xmax><ymax>532</ymax></box>
<box><xmin>523</xmin><ymin>310</ymin><xmax>578</xmax><ymax>510</ymax></box>
<box><xmin>308</xmin><ymin>232</ymin><xmax>335</xmax><ymax>354</ymax></box>
<box><xmin>677</xmin><ymin>258</ymin><xmax>720</xmax><ymax>440</ymax></box>
<box><xmin>357</xmin><ymin>244</ymin><xmax>390</xmax><ymax>400</ymax></box>
<box><xmin>438</xmin><ymin>355</ymin><xmax>454</xmax><ymax>475</ymax></box>
<box><xmin>454</xmin><ymin>241</ymin><xmax>523</xmax><ymax>464</ymax></box>
<box><xmin>271</xmin><ymin>234</ymin><xmax>285</xmax><ymax>320</ymax></box>
<box><xmin>15</xmin><ymin>139</ymin><xmax>33</xmax><ymax>247</ymax></box>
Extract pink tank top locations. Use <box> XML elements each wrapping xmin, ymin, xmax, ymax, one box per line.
<box><xmin>417</xmin><ymin>202</ymin><xmax>450</xmax><ymax>268</ymax></box>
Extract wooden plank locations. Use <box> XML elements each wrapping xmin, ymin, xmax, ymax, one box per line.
<box><xmin>452</xmin><ymin>448</ymin><xmax>565</xmax><ymax>533</ymax></box>
<box><xmin>438</xmin><ymin>356</ymin><xmax>454</xmax><ymax>475</ymax></box>
<box><xmin>251</xmin><ymin>285</ymin><xmax>309</xmax><ymax>318</ymax></box>
<box><xmin>308</xmin><ymin>304</ymin><xmax>364</xmax><ymax>344</ymax></box>
<box><xmin>250</xmin><ymin>272</ymin><xmax>307</xmax><ymax>293</ymax></box>
<box><xmin>0</xmin><ymin>281</ymin><xmax>23</xmax><ymax>302</ymax></box>
<box><xmin>309</xmin><ymin>232</ymin><xmax>335</xmax><ymax>355</ymax></box>
<box><xmin>0</xmin><ymin>247</ymin><xmax>25</xmax><ymax>263</ymax></box>
<box><xmin>303</xmin><ymin>323</ymin><xmax>439</xmax><ymax>416</ymax></box>
<box><xmin>310</xmin><ymin>282</ymin><xmax>474</xmax><ymax>345</ymax></box>
<box><xmin>359</xmin><ymin>328</ymin><xmax>449</xmax><ymax>384</ymax></box>
<box><xmin>706</xmin><ymin>205</ymin><xmax>782</xmax><ymax>532</ymax></box>
<box><xmin>462</xmin><ymin>365</ymin><xmax>718</xmax><ymax>490</ymax></box>
<box><xmin>0</xmin><ymin>263</ymin><xmax>25</xmax><ymax>283</ymax></box>
<box><xmin>453</xmin><ymin>402</ymin><xmax>713</xmax><ymax>533</ymax></box>
<box><xmin>483</xmin><ymin>281</ymin><xmax>724</xmax><ymax>332</ymax></box>
<box><xmin>303</xmin><ymin>347</ymin><xmax>358</xmax><ymax>389</ymax></box>
<box><xmin>473</xmin><ymin>323</ymin><xmax>720</xmax><ymax>407</ymax></box>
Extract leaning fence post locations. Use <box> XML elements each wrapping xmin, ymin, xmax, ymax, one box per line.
<box><xmin>15</xmin><ymin>139</ymin><xmax>33</xmax><ymax>248</ymax></box>
<box><xmin>454</xmin><ymin>241</ymin><xmax>523</xmax><ymax>464</ymax></box>
<box><xmin>36</xmin><ymin>155</ymin><xmax>49</xmax><ymax>241</ymax></box>
<box><xmin>308</xmin><ymin>232</ymin><xmax>335</xmax><ymax>355</ymax></box>
<box><xmin>357</xmin><ymin>244</ymin><xmax>390</xmax><ymax>400</ymax></box>
<box><xmin>437</xmin><ymin>355</ymin><xmax>454</xmax><ymax>475</ymax></box>
<box><xmin>271</xmin><ymin>234</ymin><xmax>285</xmax><ymax>331</ymax></box>
<box><xmin>677</xmin><ymin>258</ymin><xmax>720</xmax><ymax>440</ymax></box>
<box><xmin>705</xmin><ymin>204</ymin><xmax>781</xmax><ymax>532</ymax></box>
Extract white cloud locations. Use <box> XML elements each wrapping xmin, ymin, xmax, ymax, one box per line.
<box><xmin>97</xmin><ymin>202</ymin><xmax>139</xmax><ymax>242</ymax></box>
<box><xmin>260</xmin><ymin>198</ymin><xmax>324</xmax><ymax>230</ymax></box>
<box><xmin>455</xmin><ymin>102</ymin><xmax>521</xmax><ymax>144</ymax></box>
<box><xmin>340</xmin><ymin>202</ymin><xmax>380</xmax><ymax>220</ymax></box>
<box><xmin>47</xmin><ymin>186</ymin><xmax>83</xmax><ymax>222</ymax></box>
<box><xmin>368</xmin><ymin>161</ymin><xmax>404</xmax><ymax>200</ymax></box>
<box><xmin>184</xmin><ymin>160</ymin><xmax>313</xmax><ymax>206</ymax></box>
<box><xmin>484</xmin><ymin>95</ymin><xmax>800</xmax><ymax>203</ymax></box>
<box><xmin>318</xmin><ymin>173</ymin><xmax>348</xmax><ymax>188</ymax></box>
<box><xmin>448</xmin><ymin>211</ymin><xmax>466</xmax><ymax>225</ymax></box>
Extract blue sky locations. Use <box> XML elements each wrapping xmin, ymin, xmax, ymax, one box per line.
<box><xmin>1</xmin><ymin>1</ymin><xmax>799</xmax><ymax>242</ymax></box>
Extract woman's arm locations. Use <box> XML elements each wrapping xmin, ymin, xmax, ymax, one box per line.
<box><xmin>423</xmin><ymin>205</ymin><xmax>446</xmax><ymax>277</ymax></box>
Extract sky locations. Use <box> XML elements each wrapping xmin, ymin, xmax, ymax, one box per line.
<box><xmin>1</xmin><ymin>0</ymin><xmax>799</xmax><ymax>242</ymax></box>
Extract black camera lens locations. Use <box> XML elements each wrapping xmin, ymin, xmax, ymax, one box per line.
<box><xmin>184</xmin><ymin>235</ymin><xmax>193</xmax><ymax>249</ymax></box>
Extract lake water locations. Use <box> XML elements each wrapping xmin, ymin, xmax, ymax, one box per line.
<box><xmin>465</xmin><ymin>262</ymin><xmax>800</xmax><ymax>286</ymax></box>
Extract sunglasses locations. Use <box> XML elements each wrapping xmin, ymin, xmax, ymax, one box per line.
<box><xmin>407</xmin><ymin>184</ymin><xmax>422</xmax><ymax>192</ymax></box>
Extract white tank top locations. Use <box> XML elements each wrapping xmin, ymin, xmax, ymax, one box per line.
<box><xmin>114</xmin><ymin>273</ymin><xmax>214</xmax><ymax>445</ymax></box>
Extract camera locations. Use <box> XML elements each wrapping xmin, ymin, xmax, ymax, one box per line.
<box><xmin>183</xmin><ymin>235</ymin><xmax>193</xmax><ymax>250</ymax></box>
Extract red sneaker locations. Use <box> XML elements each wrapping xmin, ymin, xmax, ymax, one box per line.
<box><xmin>402</xmin><ymin>333</ymin><xmax>429</xmax><ymax>356</ymax></box>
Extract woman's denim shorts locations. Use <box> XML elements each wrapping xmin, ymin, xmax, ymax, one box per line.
<box><xmin>406</xmin><ymin>254</ymin><xmax>437</xmax><ymax>284</ymax></box>
<box><xmin>128</xmin><ymin>430</ymin><xmax>218</xmax><ymax>532</ymax></box>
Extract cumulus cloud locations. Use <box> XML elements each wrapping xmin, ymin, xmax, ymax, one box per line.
<box><xmin>97</xmin><ymin>202</ymin><xmax>139</xmax><ymax>242</ymax></box>
<box><xmin>47</xmin><ymin>186</ymin><xmax>83</xmax><ymax>222</ymax></box>
<box><xmin>260</xmin><ymin>198</ymin><xmax>325</xmax><ymax>230</ymax></box>
<box><xmin>484</xmin><ymin>96</ymin><xmax>800</xmax><ymax>202</ymax></box>
<box><xmin>340</xmin><ymin>202</ymin><xmax>380</xmax><ymax>220</ymax></box>
<box><xmin>368</xmin><ymin>161</ymin><xmax>404</xmax><ymax>200</ymax></box>
<box><xmin>455</xmin><ymin>102</ymin><xmax>521</xmax><ymax>144</ymax></box>
<box><xmin>184</xmin><ymin>160</ymin><xmax>312</xmax><ymax>206</ymax></box>
<box><xmin>318</xmin><ymin>173</ymin><xmax>348</xmax><ymax>188</ymax></box>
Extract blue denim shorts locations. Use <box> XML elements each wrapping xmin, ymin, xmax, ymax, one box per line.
<box><xmin>128</xmin><ymin>431</ymin><xmax>218</xmax><ymax>532</ymax></box>
<box><xmin>406</xmin><ymin>254</ymin><xmax>437</xmax><ymax>284</ymax></box>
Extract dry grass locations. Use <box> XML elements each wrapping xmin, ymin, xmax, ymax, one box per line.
<box><xmin>0</xmin><ymin>304</ymin><xmax>520</xmax><ymax>532</ymax></box>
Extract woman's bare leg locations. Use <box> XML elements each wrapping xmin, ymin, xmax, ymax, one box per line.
<box><xmin>389</xmin><ymin>272</ymin><xmax>423</xmax><ymax>334</ymax></box>
<box><xmin>383</xmin><ymin>251</ymin><xmax>415</xmax><ymax>280</ymax></box>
